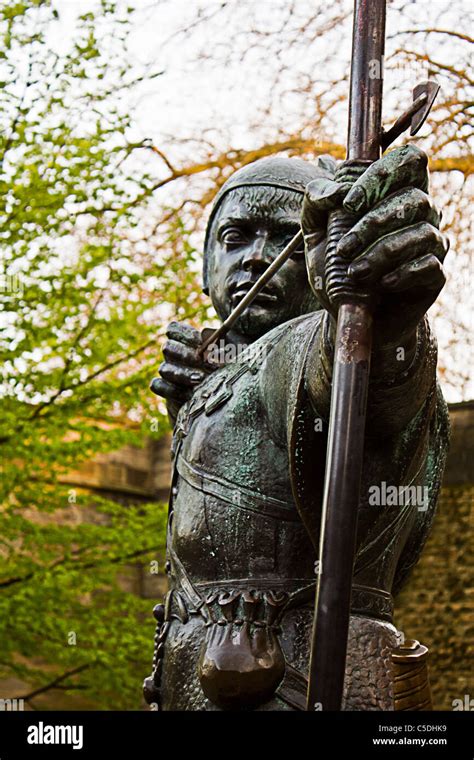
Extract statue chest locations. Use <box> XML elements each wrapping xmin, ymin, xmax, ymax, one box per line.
<box><xmin>169</xmin><ymin>347</ymin><xmax>314</xmax><ymax>582</ymax></box>
<box><xmin>173</xmin><ymin>340</ymin><xmax>291</xmax><ymax>499</ymax></box>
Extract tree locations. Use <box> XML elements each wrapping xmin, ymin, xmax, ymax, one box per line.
<box><xmin>0</xmin><ymin>0</ymin><xmax>210</xmax><ymax>709</ymax></box>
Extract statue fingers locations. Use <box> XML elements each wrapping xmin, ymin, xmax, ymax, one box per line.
<box><xmin>348</xmin><ymin>222</ymin><xmax>447</xmax><ymax>284</ymax></box>
<box><xmin>344</xmin><ymin>145</ymin><xmax>429</xmax><ymax>215</ymax></box>
<box><xmin>337</xmin><ymin>188</ymin><xmax>441</xmax><ymax>261</ymax></box>
<box><xmin>150</xmin><ymin>376</ymin><xmax>192</xmax><ymax>402</ymax></box>
<box><xmin>159</xmin><ymin>361</ymin><xmax>208</xmax><ymax>389</ymax></box>
<box><xmin>301</xmin><ymin>178</ymin><xmax>351</xmax><ymax>234</ymax></box>
<box><xmin>166</xmin><ymin>321</ymin><xmax>202</xmax><ymax>348</ymax></box>
<box><xmin>163</xmin><ymin>339</ymin><xmax>212</xmax><ymax>371</ymax></box>
<box><xmin>381</xmin><ymin>254</ymin><xmax>446</xmax><ymax>294</ymax></box>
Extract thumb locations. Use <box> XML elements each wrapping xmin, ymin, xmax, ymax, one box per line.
<box><xmin>301</xmin><ymin>179</ymin><xmax>351</xmax><ymax>235</ymax></box>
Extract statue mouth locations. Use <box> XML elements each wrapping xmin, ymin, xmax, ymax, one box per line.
<box><xmin>229</xmin><ymin>280</ymin><xmax>279</xmax><ymax>308</ymax></box>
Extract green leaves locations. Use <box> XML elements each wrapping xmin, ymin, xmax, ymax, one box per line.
<box><xmin>0</xmin><ymin>0</ymin><xmax>206</xmax><ymax>709</ymax></box>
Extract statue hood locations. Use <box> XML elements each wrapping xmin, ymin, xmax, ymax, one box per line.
<box><xmin>202</xmin><ymin>155</ymin><xmax>336</xmax><ymax>294</ymax></box>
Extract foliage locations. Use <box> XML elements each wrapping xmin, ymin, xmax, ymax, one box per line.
<box><xmin>0</xmin><ymin>0</ymin><xmax>210</xmax><ymax>709</ymax></box>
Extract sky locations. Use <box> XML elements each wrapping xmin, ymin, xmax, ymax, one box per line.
<box><xmin>10</xmin><ymin>0</ymin><xmax>474</xmax><ymax>401</ymax></box>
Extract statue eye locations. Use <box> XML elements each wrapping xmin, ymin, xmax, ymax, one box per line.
<box><xmin>221</xmin><ymin>227</ymin><xmax>248</xmax><ymax>247</ymax></box>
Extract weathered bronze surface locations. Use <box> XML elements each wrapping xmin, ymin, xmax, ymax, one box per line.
<box><xmin>144</xmin><ymin>148</ymin><xmax>450</xmax><ymax>711</ymax></box>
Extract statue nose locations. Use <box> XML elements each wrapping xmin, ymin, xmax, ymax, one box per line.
<box><xmin>242</xmin><ymin>236</ymin><xmax>272</xmax><ymax>272</ymax></box>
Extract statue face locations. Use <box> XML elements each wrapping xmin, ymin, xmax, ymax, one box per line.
<box><xmin>207</xmin><ymin>187</ymin><xmax>318</xmax><ymax>341</ymax></box>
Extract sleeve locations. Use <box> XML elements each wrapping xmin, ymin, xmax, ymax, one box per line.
<box><xmin>306</xmin><ymin>312</ymin><xmax>441</xmax><ymax>439</ymax></box>
<box><xmin>286</xmin><ymin>310</ymin><xmax>450</xmax><ymax>593</ymax></box>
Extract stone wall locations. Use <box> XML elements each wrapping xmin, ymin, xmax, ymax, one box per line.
<box><xmin>60</xmin><ymin>435</ymin><xmax>172</xmax><ymax>602</ymax></box>
<box><xmin>395</xmin><ymin>402</ymin><xmax>474</xmax><ymax>710</ymax></box>
<box><xmin>61</xmin><ymin>434</ymin><xmax>172</xmax><ymax>504</ymax></box>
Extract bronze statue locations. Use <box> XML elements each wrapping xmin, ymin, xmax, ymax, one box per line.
<box><xmin>143</xmin><ymin>146</ymin><xmax>450</xmax><ymax>711</ymax></box>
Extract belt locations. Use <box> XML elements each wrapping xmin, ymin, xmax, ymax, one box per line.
<box><xmin>170</xmin><ymin>541</ymin><xmax>394</xmax><ymax>623</ymax></box>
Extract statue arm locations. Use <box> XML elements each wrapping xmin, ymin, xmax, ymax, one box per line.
<box><xmin>292</xmin><ymin>311</ymin><xmax>449</xmax><ymax>593</ymax></box>
<box><xmin>306</xmin><ymin>310</ymin><xmax>440</xmax><ymax>438</ymax></box>
<box><xmin>259</xmin><ymin>310</ymin><xmax>449</xmax><ymax>593</ymax></box>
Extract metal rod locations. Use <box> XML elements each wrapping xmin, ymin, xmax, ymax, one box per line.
<box><xmin>347</xmin><ymin>0</ymin><xmax>386</xmax><ymax>161</ymax></box>
<box><xmin>306</xmin><ymin>0</ymin><xmax>386</xmax><ymax>711</ymax></box>
<box><xmin>307</xmin><ymin>302</ymin><xmax>373</xmax><ymax>711</ymax></box>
